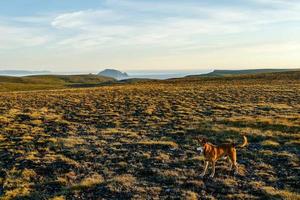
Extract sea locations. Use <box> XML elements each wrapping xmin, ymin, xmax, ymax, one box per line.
<box><xmin>125</xmin><ymin>70</ymin><xmax>210</xmax><ymax>79</ymax></box>
<box><xmin>0</xmin><ymin>70</ymin><xmax>211</xmax><ymax>80</ymax></box>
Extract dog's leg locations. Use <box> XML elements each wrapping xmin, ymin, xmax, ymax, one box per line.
<box><xmin>200</xmin><ymin>161</ymin><xmax>209</xmax><ymax>177</ymax></box>
<box><xmin>209</xmin><ymin>161</ymin><xmax>216</xmax><ymax>178</ymax></box>
<box><xmin>233</xmin><ymin>162</ymin><xmax>239</xmax><ymax>175</ymax></box>
<box><xmin>228</xmin><ymin>156</ymin><xmax>233</xmax><ymax>170</ymax></box>
<box><xmin>231</xmin><ymin>149</ymin><xmax>239</xmax><ymax>174</ymax></box>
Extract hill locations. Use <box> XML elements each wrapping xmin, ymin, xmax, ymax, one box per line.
<box><xmin>179</xmin><ymin>70</ymin><xmax>300</xmax><ymax>82</ymax></box>
<box><xmin>188</xmin><ymin>68</ymin><xmax>299</xmax><ymax>77</ymax></box>
<box><xmin>0</xmin><ymin>74</ymin><xmax>115</xmax><ymax>92</ymax></box>
<box><xmin>98</xmin><ymin>69</ymin><xmax>129</xmax><ymax>80</ymax></box>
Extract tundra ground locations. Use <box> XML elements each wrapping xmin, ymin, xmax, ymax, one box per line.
<box><xmin>0</xmin><ymin>74</ymin><xmax>299</xmax><ymax>199</ymax></box>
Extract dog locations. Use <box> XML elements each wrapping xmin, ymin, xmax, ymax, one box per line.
<box><xmin>196</xmin><ymin>135</ymin><xmax>248</xmax><ymax>178</ymax></box>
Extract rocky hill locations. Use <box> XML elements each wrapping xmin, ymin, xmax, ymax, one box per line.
<box><xmin>98</xmin><ymin>69</ymin><xmax>129</xmax><ymax>80</ymax></box>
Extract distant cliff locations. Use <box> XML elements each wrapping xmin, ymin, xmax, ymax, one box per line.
<box><xmin>98</xmin><ymin>69</ymin><xmax>129</xmax><ymax>80</ymax></box>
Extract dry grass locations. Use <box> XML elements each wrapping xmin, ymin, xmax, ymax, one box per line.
<box><xmin>71</xmin><ymin>173</ymin><xmax>104</xmax><ymax>190</ymax></box>
<box><xmin>261</xmin><ymin>140</ymin><xmax>280</xmax><ymax>147</ymax></box>
<box><xmin>0</xmin><ymin>74</ymin><xmax>299</xmax><ymax>199</ymax></box>
<box><xmin>137</xmin><ymin>140</ymin><xmax>178</xmax><ymax>148</ymax></box>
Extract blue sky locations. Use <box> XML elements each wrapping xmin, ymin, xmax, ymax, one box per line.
<box><xmin>0</xmin><ymin>0</ymin><xmax>299</xmax><ymax>71</ymax></box>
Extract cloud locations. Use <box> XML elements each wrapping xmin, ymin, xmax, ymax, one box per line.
<box><xmin>0</xmin><ymin>24</ymin><xmax>50</xmax><ymax>50</ymax></box>
<box><xmin>49</xmin><ymin>9</ymin><xmax>251</xmax><ymax>50</ymax></box>
<box><xmin>48</xmin><ymin>0</ymin><xmax>300</xmax><ymax>52</ymax></box>
<box><xmin>2</xmin><ymin>0</ymin><xmax>300</xmax><ymax>52</ymax></box>
<box><xmin>250</xmin><ymin>0</ymin><xmax>300</xmax><ymax>6</ymax></box>
<box><xmin>51</xmin><ymin>9</ymin><xmax>121</xmax><ymax>29</ymax></box>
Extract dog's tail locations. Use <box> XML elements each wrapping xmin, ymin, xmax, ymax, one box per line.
<box><xmin>235</xmin><ymin>136</ymin><xmax>248</xmax><ymax>148</ymax></box>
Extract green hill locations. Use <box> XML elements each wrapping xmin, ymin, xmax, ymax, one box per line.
<box><xmin>0</xmin><ymin>74</ymin><xmax>115</xmax><ymax>92</ymax></box>
<box><xmin>188</xmin><ymin>68</ymin><xmax>299</xmax><ymax>77</ymax></box>
<box><xmin>170</xmin><ymin>70</ymin><xmax>300</xmax><ymax>83</ymax></box>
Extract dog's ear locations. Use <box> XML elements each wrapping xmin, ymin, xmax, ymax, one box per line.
<box><xmin>201</xmin><ymin>138</ymin><xmax>208</xmax><ymax>144</ymax></box>
<box><xmin>197</xmin><ymin>137</ymin><xmax>207</xmax><ymax>144</ymax></box>
<box><xmin>196</xmin><ymin>137</ymin><xmax>202</xmax><ymax>143</ymax></box>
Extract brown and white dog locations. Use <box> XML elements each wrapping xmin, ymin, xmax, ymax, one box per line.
<box><xmin>197</xmin><ymin>135</ymin><xmax>248</xmax><ymax>178</ymax></box>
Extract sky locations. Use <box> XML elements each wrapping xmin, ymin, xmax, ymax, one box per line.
<box><xmin>0</xmin><ymin>0</ymin><xmax>299</xmax><ymax>72</ymax></box>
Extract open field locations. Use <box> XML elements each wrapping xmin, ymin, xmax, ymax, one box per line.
<box><xmin>0</xmin><ymin>72</ymin><xmax>299</xmax><ymax>199</ymax></box>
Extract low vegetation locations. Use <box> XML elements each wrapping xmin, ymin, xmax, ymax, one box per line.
<box><xmin>0</xmin><ymin>74</ymin><xmax>115</xmax><ymax>92</ymax></box>
<box><xmin>0</xmin><ymin>72</ymin><xmax>299</xmax><ymax>199</ymax></box>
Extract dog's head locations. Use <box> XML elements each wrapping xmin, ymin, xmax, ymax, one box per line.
<box><xmin>196</xmin><ymin>137</ymin><xmax>207</xmax><ymax>154</ymax></box>
<box><xmin>197</xmin><ymin>137</ymin><xmax>208</xmax><ymax>146</ymax></box>
<box><xmin>196</xmin><ymin>146</ymin><xmax>204</xmax><ymax>154</ymax></box>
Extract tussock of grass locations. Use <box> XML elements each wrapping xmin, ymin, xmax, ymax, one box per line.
<box><xmin>112</xmin><ymin>174</ymin><xmax>137</xmax><ymax>187</ymax></box>
<box><xmin>137</xmin><ymin>140</ymin><xmax>178</xmax><ymax>148</ymax></box>
<box><xmin>261</xmin><ymin>140</ymin><xmax>280</xmax><ymax>147</ymax></box>
<box><xmin>72</xmin><ymin>173</ymin><xmax>104</xmax><ymax>190</ymax></box>
<box><xmin>58</xmin><ymin>137</ymin><xmax>86</xmax><ymax>148</ymax></box>
<box><xmin>182</xmin><ymin>190</ymin><xmax>198</xmax><ymax>200</ymax></box>
<box><xmin>102</xmin><ymin>128</ymin><xmax>139</xmax><ymax>138</ymax></box>
<box><xmin>221</xmin><ymin>178</ymin><xmax>238</xmax><ymax>187</ymax></box>
<box><xmin>259</xmin><ymin>150</ymin><xmax>274</xmax><ymax>156</ymax></box>
<box><xmin>107</xmin><ymin>174</ymin><xmax>137</xmax><ymax>193</ymax></box>
<box><xmin>285</xmin><ymin>140</ymin><xmax>300</xmax><ymax>147</ymax></box>
<box><xmin>50</xmin><ymin>196</ymin><xmax>66</xmax><ymax>200</ymax></box>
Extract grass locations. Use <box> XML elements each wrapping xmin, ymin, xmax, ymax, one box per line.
<box><xmin>261</xmin><ymin>186</ymin><xmax>300</xmax><ymax>200</ymax></box>
<box><xmin>0</xmin><ymin>74</ymin><xmax>115</xmax><ymax>92</ymax></box>
<box><xmin>0</xmin><ymin>71</ymin><xmax>299</xmax><ymax>199</ymax></box>
<box><xmin>71</xmin><ymin>173</ymin><xmax>104</xmax><ymax>190</ymax></box>
<box><xmin>137</xmin><ymin>140</ymin><xmax>178</xmax><ymax>148</ymax></box>
<box><xmin>261</xmin><ymin>140</ymin><xmax>280</xmax><ymax>147</ymax></box>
